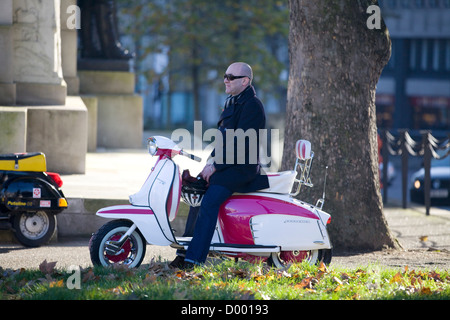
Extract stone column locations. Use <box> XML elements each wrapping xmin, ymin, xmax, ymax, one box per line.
<box><xmin>0</xmin><ymin>0</ymin><xmax>88</xmax><ymax>174</ymax></box>
<box><xmin>13</xmin><ymin>0</ymin><xmax>67</xmax><ymax>105</ymax></box>
<box><xmin>0</xmin><ymin>0</ymin><xmax>16</xmax><ymax>105</ymax></box>
<box><xmin>60</xmin><ymin>0</ymin><xmax>80</xmax><ymax>95</ymax></box>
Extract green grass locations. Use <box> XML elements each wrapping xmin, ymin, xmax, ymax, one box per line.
<box><xmin>1</xmin><ymin>259</ymin><xmax>449</xmax><ymax>300</ymax></box>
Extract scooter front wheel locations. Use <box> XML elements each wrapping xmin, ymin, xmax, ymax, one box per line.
<box><xmin>89</xmin><ymin>220</ymin><xmax>146</xmax><ymax>268</ymax></box>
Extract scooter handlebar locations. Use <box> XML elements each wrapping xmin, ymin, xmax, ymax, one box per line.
<box><xmin>180</xmin><ymin>150</ymin><xmax>202</xmax><ymax>162</ymax></box>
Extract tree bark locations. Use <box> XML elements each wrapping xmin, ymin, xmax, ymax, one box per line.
<box><xmin>283</xmin><ymin>0</ymin><xmax>399</xmax><ymax>251</ymax></box>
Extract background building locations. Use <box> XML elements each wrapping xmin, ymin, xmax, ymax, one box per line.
<box><xmin>118</xmin><ymin>1</ymin><xmax>449</xmax><ymax>136</ymax></box>
<box><xmin>377</xmin><ymin>0</ymin><xmax>450</xmax><ymax>137</ymax></box>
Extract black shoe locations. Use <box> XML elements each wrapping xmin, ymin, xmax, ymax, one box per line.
<box><xmin>169</xmin><ymin>255</ymin><xmax>185</xmax><ymax>268</ymax></box>
<box><xmin>179</xmin><ymin>261</ymin><xmax>195</xmax><ymax>271</ymax></box>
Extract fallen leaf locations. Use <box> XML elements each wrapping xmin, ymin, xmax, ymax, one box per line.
<box><xmin>410</xmin><ymin>276</ymin><xmax>422</xmax><ymax>287</ymax></box>
<box><xmin>228</xmin><ymin>267</ymin><xmax>247</xmax><ymax>278</ymax></box>
<box><xmin>428</xmin><ymin>271</ymin><xmax>442</xmax><ymax>282</ymax></box>
<box><xmin>340</xmin><ymin>272</ymin><xmax>351</xmax><ymax>281</ymax></box>
<box><xmin>39</xmin><ymin>259</ymin><xmax>57</xmax><ymax>275</ymax></box>
<box><xmin>390</xmin><ymin>272</ymin><xmax>403</xmax><ymax>284</ymax></box>
<box><xmin>355</xmin><ymin>269</ymin><xmax>366</xmax><ymax>275</ymax></box>
<box><xmin>318</xmin><ymin>261</ymin><xmax>328</xmax><ymax>273</ymax></box>
<box><xmin>144</xmin><ymin>273</ymin><xmax>158</xmax><ymax>283</ymax></box>
<box><xmin>82</xmin><ymin>268</ymin><xmax>99</xmax><ymax>283</ymax></box>
<box><xmin>294</xmin><ymin>276</ymin><xmax>317</xmax><ymax>290</ymax></box>
<box><xmin>419</xmin><ymin>287</ymin><xmax>432</xmax><ymax>295</ymax></box>
<box><xmin>49</xmin><ymin>279</ymin><xmax>64</xmax><ymax>288</ymax></box>
<box><xmin>108</xmin><ymin>285</ymin><xmax>127</xmax><ymax>295</ymax></box>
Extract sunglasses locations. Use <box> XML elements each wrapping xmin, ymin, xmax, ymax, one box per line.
<box><xmin>223</xmin><ymin>74</ymin><xmax>247</xmax><ymax>81</ymax></box>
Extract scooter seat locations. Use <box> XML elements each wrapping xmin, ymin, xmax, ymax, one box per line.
<box><xmin>257</xmin><ymin>170</ymin><xmax>296</xmax><ymax>194</ymax></box>
<box><xmin>0</xmin><ymin>152</ymin><xmax>47</xmax><ymax>172</ymax></box>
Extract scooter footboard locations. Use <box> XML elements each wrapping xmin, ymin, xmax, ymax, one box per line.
<box><xmin>250</xmin><ymin>214</ymin><xmax>331</xmax><ymax>251</ymax></box>
<box><xmin>96</xmin><ymin>205</ymin><xmax>173</xmax><ymax>246</ymax></box>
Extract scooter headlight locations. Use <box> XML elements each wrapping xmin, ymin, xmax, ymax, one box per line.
<box><xmin>147</xmin><ymin>137</ymin><xmax>158</xmax><ymax>156</ymax></box>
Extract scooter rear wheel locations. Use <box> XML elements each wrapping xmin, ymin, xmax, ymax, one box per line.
<box><xmin>90</xmin><ymin>220</ymin><xmax>146</xmax><ymax>268</ymax></box>
<box><xmin>267</xmin><ymin>249</ymin><xmax>332</xmax><ymax>268</ymax></box>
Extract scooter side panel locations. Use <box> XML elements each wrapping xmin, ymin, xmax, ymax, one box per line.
<box><xmin>250</xmin><ymin>214</ymin><xmax>331</xmax><ymax>250</ymax></box>
<box><xmin>97</xmin><ymin>205</ymin><xmax>172</xmax><ymax>246</ymax></box>
<box><xmin>147</xmin><ymin>159</ymin><xmax>177</xmax><ymax>243</ymax></box>
<box><xmin>218</xmin><ymin>195</ymin><xmax>319</xmax><ymax>245</ymax></box>
<box><xmin>166</xmin><ymin>167</ymin><xmax>181</xmax><ymax>222</ymax></box>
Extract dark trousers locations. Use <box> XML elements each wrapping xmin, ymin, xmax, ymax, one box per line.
<box><xmin>183</xmin><ymin>184</ymin><xmax>233</xmax><ymax>264</ymax></box>
<box><xmin>175</xmin><ymin>206</ymin><xmax>199</xmax><ymax>257</ymax></box>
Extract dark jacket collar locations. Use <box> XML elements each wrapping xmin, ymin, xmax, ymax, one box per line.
<box><xmin>231</xmin><ymin>85</ymin><xmax>256</xmax><ymax>105</ymax></box>
<box><xmin>218</xmin><ymin>86</ymin><xmax>256</xmax><ymax>127</ymax></box>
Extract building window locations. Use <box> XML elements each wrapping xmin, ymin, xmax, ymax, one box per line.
<box><xmin>410</xmin><ymin>39</ymin><xmax>418</xmax><ymax>70</ymax></box>
<box><xmin>421</xmin><ymin>39</ymin><xmax>429</xmax><ymax>70</ymax></box>
<box><xmin>446</xmin><ymin>40</ymin><xmax>450</xmax><ymax>70</ymax></box>
<box><xmin>409</xmin><ymin>39</ymin><xmax>448</xmax><ymax>72</ymax></box>
<box><xmin>411</xmin><ymin>97</ymin><xmax>450</xmax><ymax>130</ymax></box>
<box><xmin>433</xmin><ymin>40</ymin><xmax>440</xmax><ymax>70</ymax></box>
<box><xmin>376</xmin><ymin>95</ymin><xmax>395</xmax><ymax>129</ymax></box>
<box><xmin>415</xmin><ymin>0</ymin><xmax>425</xmax><ymax>8</ymax></box>
<box><xmin>428</xmin><ymin>0</ymin><xmax>439</xmax><ymax>8</ymax></box>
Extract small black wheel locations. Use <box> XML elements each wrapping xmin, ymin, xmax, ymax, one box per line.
<box><xmin>12</xmin><ymin>211</ymin><xmax>56</xmax><ymax>247</ymax></box>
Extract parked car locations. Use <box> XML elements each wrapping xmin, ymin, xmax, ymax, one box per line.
<box><xmin>410</xmin><ymin>150</ymin><xmax>450</xmax><ymax>206</ymax></box>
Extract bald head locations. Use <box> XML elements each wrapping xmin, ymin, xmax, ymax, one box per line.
<box><xmin>228</xmin><ymin>62</ymin><xmax>253</xmax><ymax>82</ymax></box>
<box><xmin>224</xmin><ymin>62</ymin><xmax>253</xmax><ymax>96</ymax></box>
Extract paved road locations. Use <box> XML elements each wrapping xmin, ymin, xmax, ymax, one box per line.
<box><xmin>1</xmin><ymin>205</ymin><xmax>448</xmax><ymax>270</ymax></box>
<box><xmin>0</xmin><ymin>237</ymin><xmax>177</xmax><ymax>270</ymax></box>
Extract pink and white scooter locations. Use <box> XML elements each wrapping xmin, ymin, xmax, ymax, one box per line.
<box><xmin>89</xmin><ymin>136</ymin><xmax>332</xmax><ymax>268</ymax></box>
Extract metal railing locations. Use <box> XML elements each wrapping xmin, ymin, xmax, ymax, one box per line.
<box><xmin>380</xmin><ymin>130</ymin><xmax>450</xmax><ymax>215</ymax></box>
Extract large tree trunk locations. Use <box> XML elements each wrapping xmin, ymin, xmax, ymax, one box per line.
<box><xmin>283</xmin><ymin>0</ymin><xmax>399</xmax><ymax>251</ymax></box>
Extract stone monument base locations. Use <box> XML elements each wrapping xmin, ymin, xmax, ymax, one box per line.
<box><xmin>0</xmin><ymin>96</ymin><xmax>88</xmax><ymax>174</ymax></box>
<box><xmin>0</xmin><ymin>107</ymin><xmax>27</xmax><ymax>153</ymax></box>
<box><xmin>78</xmin><ymin>70</ymin><xmax>143</xmax><ymax>149</ymax></box>
<box><xmin>15</xmin><ymin>81</ymin><xmax>67</xmax><ymax>106</ymax></box>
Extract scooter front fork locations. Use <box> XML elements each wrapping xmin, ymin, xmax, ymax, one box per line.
<box><xmin>105</xmin><ymin>223</ymin><xmax>137</xmax><ymax>256</ymax></box>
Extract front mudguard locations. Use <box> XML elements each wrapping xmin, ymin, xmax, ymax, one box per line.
<box><xmin>96</xmin><ymin>205</ymin><xmax>173</xmax><ymax>246</ymax></box>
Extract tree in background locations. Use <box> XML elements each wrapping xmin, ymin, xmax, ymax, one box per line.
<box><xmin>283</xmin><ymin>0</ymin><xmax>399</xmax><ymax>251</ymax></box>
<box><xmin>117</xmin><ymin>0</ymin><xmax>288</xmax><ymax>127</ymax></box>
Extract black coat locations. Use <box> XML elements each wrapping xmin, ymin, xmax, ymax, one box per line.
<box><xmin>210</xmin><ymin>85</ymin><xmax>269</xmax><ymax>193</ymax></box>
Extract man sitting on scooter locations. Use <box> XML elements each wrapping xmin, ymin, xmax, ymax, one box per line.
<box><xmin>171</xmin><ymin>62</ymin><xmax>269</xmax><ymax>269</ymax></box>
